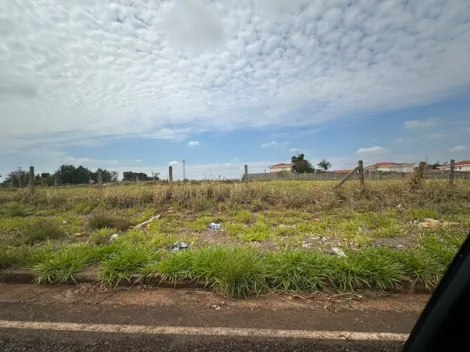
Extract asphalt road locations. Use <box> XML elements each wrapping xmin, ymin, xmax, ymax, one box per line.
<box><xmin>0</xmin><ymin>284</ymin><xmax>428</xmax><ymax>351</ymax></box>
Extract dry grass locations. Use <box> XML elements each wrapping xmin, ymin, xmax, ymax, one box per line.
<box><xmin>1</xmin><ymin>179</ymin><xmax>469</xmax><ymax>297</ymax></box>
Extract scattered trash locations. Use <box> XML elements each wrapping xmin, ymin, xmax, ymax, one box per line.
<box><xmin>74</xmin><ymin>232</ymin><xmax>85</xmax><ymax>237</ymax></box>
<box><xmin>167</xmin><ymin>209</ymin><xmax>174</xmax><ymax>213</ymax></box>
<box><xmin>312</xmin><ymin>217</ymin><xmax>321</xmax><ymax>222</ymax></box>
<box><xmin>62</xmin><ymin>220</ymin><xmax>68</xmax><ymax>225</ymax></box>
<box><xmin>208</xmin><ymin>222</ymin><xmax>222</xmax><ymax>230</ymax></box>
<box><xmin>135</xmin><ymin>215</ymin><xmax>160</xmax><ymax>229</ymax></box>
<box><xmin>172</xmin><ymin>241</ymin><xmax>190</xmax><ymax>252</ymax></box>
<box><xmin>397</xmin><ymin>203</ymin><xmax>403</xmax><ymax>209</ymax></box>
<box><xmin>278</xmin><ymin>224</ymin><xmax>296</xmax><ymax>228</ymax></box>
<box><xmin>415</xmin><ymin>218</ymin><xmax>458</xmax><ymax>228</ymax></box>
<box><xmin>332</xmin><ymin>247</ymin><xmax>347</xmax><ymax>257</ymax></box>
<box><xmin>211</xmin><ymin>304</ymin><xmax>221</xmax><ymax>310</ymax></box>
<box><xmin>110</xmin><ymin>233</ymin><xmax>119</xmax><ymax>242</ymax></box>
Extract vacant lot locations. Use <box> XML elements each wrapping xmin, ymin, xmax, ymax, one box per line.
<box><xmin>1</xmin><ymin>180</ymin><xmax>469</xmax><ymax>297</ymax></box>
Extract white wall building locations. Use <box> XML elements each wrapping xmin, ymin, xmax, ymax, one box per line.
<box><xmin>268</xmin><ymin>163</ymin><xmax>293</xmax><ymax>173</ymax></box>
<box><xmin>366</xmin><ymin>162</ymin><xmax>415</xmax><ymax>173</ymax></box>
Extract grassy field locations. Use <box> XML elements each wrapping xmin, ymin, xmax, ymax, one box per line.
<box><xmin>1</xmin><ymin>179</ymin><xmax>469</xmax><ymax>297</ymax></box>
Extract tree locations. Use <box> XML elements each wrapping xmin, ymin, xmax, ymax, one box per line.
<box><xmin>1</xmin><ymin>168</ymin><xmax>29</xmax><ymax>188</ymax></box>
<box><xmin>57</xmin><ymin>165</ymin><xmax>93</xmax><ymax>184</ymax></box>
<box><xmin>291</xmin><ymin>153</ymin><xmax>314</xmax><ymax>173</ymax></box>
<box><xmin>317</xmin><ymin>159</ymin><xmax>331</xmax><ymax>171</ymax></box>
<box><xmin>122</xmin><ymin>171</ymin><xmax>150</xmax><ymax>182</ymax></box>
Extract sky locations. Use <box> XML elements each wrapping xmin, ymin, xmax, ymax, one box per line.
<box><xmin>1</xmin><ymin>0</ymin><xmax>469</xmax><ymax>180</ymax></box>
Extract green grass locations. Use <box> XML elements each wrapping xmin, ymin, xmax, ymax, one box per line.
<box><xmin>99</xmin><ymin>246</ymin><xmax>155</xmax><ymax>286</ymax></box>
<box><xmin>1</xmin><ymin>179</ymin><xmax>469</xmax><ymax>297</ymax></box>
<box><xmin>33</xmin><ymin>244</ymin><xmax>93</xmax><ymax>284</ymax></box>
<box><xmin>23</xmin><ymin>219</ymin><xmax>64</xmax><ymax>244</ymax></box>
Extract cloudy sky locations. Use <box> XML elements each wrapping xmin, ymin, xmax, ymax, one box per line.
<box><xmin>1</xmin><ymin>0</ymin><xmax>469</xmax><ymax>179</ymax></box>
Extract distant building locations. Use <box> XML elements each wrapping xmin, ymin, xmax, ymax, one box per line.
<box><xmin>269</xmin><ymin>163</ymin><xmax>293</xmax><ymax>173</ymax></box>
<box><xmin>440</xmin><ymin>160</ymin><xmax>470</xmax><ymax>172</ymax></box>
<box><xmin>365</xmin><ymin>162</ymin><xmax>415</xmax><ymax>173</ymax></box>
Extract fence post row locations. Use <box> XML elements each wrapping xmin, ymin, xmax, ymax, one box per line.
<box><xmin>450</xmin><ymin>159</ymin><xmax>455</xmax><ymax>184</ymax></box>
<box><xmin>29</xmin><ymin>166</ymin><xmax>35</xmax><ymax>194</ymax></box>
<box><xmin>169</xmin><ymin>166</ymin><xmax>173</xmax><ymax>182</ymax></box>
<box><xmin>244</xmin><ymin>165</ymin><xmax>248</xmax><ymax>184</ymax></box>
<box><xmin>97</xmin><ymin>169</ymin><xmax>103</xmax><ymax>193</ymax></box>
<box><xmin>358</xmin><ymin>160</ymin><xmax>365</xmax><ymax>186</ymax></box>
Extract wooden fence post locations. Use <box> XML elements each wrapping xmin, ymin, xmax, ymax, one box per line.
<box><xmin>450</xmin><ymin>159</ymin><xmax>455</xmax><ymax>184</ymax></box>
<box><xmin>334</xmin><ymin>166</ymin><xmax>359</xmax><ymax>189</ymax></box>
<box><xmin>358</xmin><ymin>160</ymin><xmax>365</xmax><ymax>186</ymax></box>
<box><xmin>98</xmin><ymin>169</ymin><xmax>103</xmax><ymax>194</ymax></box>
<box><xmin>244</xmin><ymin>165</ymin><xmax>248</xmax><ymax>184</ymax></box>
<box><xmin>29</xmin><ymin>166</ymin><xmax>35</xmax><ymax>194</ymax></box>
<box><xmin>169</xmin><ymin>166</ymin><xmax>173</xmax><ymax>182</ymax></box>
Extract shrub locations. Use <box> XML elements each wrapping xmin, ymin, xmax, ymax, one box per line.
<box><xmin>23</xmin><ymin>219</ymin><xmax>63</xmax><ymax>244</ymax></box>
<box><xmin>89</xmin><ymin>214</ymin><xmax>132</xmax><ymax>230</ymax></box>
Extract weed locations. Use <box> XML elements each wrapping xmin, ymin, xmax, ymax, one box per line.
<box><xmin>234</xmin><ymin>210</ymin><xmax>253</xmax><ymax>223</ymax></box>
<box><xmin>330</xmin><ymin>249</ymin><xmax>406</xmax><ymax>291</ymax></box>
<box><xmin>99</xmin><ymin>246</ymin><xmax>152</xmax><ymax>286</ymax></box>
<box><xmin>23</xmin><ymin>219</ymin><xmax>64</xmax><ymax>244</ymax></box>
<box><xmin>33</xmin><ymin>244</ymin><xmax>92</xmax><ymax>284</ymax></box>
<box><xmin>90</xmin><ymin>227</ymin><xmax>116</xmax><ymax>245</ymax></box>
<box><xmin>88</xmin><ymin>214</ymin><xmax>133</xmax><ymax>230</ymax></box>
<box><xmin>266</xmin><ymin>250</ymin><xmax>331</xmax><ymax>291</ymax></box>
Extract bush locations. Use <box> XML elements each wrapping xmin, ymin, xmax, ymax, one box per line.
<box><xmin>23</xmin><ymin>220</ymin><xmax>63</xmax><ymax>244</ymax></box>
<box><xmin>89</xmin><ymin>214</ymin><xmax>132</xmax><ymax>230</ymax></box>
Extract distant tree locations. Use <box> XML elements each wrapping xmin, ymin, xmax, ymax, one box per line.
<box><xmin>151</xmin><ymin>171</ymin><xmax>160</xmax><ymax>181</ymax></box>
<box><xmin>57</xmin><ymin>165</ymin><xmax>92</xmax><ymax>184</ymax></box>
<box><xmin>291</xmin><ymin>153</ymin><xmax>314</xmax><ymax>173</ymax></box>
<box><xmin>1</xmin><ymin>168</ymin><xmax>29</xmax><ymax>188</ymax></box>
<box><xmin>317</xmin><ymin>159</ymin><xmax>331</xmax><ymax>171</ymax></box>
<box><xmin>122</xmin><ymin>171</ymin><xmax>150</xmax><ymax>181</ymax></box>
<box><xmin>110</xmin><ymin>171</ymin><xmax>119</xmax><ymax>182</ymax></box>
<box><xmin>91</xmin><ymin>169</ymin><xmax>115</xmax><ymax>183</ymax></box>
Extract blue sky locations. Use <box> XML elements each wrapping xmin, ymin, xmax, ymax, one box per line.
<box><xmin>1</xmin><ymin>0</ymin><xmax>469</xmax><ymax>179</ymax></box>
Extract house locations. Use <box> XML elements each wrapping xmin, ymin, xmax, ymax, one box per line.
<box><xmin>332</xmin><ymin>169</ymin><xmax>353</xmax><ymax>174</ymax></box>
<box><xmin>366</xmin><ymin>162</ymin><xmax>415</xmax><ymax>173</ymax></box>
<box><xmin>440</xmin><ymin>160</ymin><xmax>470</xmax><ymax>172</ymax></box>
<box><xmin>268</xmin><ymin>163</ymin><xmax>293</xmax><ymax>173</ymax></box>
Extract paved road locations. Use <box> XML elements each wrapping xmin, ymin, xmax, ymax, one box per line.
<box><xmin>0</xmin><ymin>284</ymin><xmax>428</xmax><ymax>351</ymax></box>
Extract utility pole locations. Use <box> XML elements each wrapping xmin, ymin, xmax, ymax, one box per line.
<box><xmin>182</xmin><ymin>160</ymin><xmax>186</xmax><ymax>180</ymax></box>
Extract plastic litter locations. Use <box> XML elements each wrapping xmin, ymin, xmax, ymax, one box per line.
<box><xmin>62</xmin><ymin>221</ymin><xmax>68</xmax><ymax>225</ymax></box>
<box><xmin>208</xmin><ymin>223</ymin><xmax>222</xmax><ymax>230</ymax></box>
<box><xmin>172</xmin><ymin>241</ymin><xmax>190</xmax><ymax>252</ymax></box>
<box><xmin>332</xmin><ymin>247</ymin><xmax>347</xmax><ymax>257</ymax></box>
<box><xmin>110</xmin><ymin>233</ymin><xmax>119</xmax><ymax>242</ymax></box>
<box><xmin>135</xmin><ymin>215</ymin><xmax>160</xmax><ymax>229</ymax></box>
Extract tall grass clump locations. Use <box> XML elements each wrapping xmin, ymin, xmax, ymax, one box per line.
<box><xmin>330</xmin><ymin>249</ymin><xmax>406</xmax><ymax>291</ymax></box>
<box><xmin>99</xmin><ymin>246</ymin><xmax>154</xmax><ymax>286</ymax></box>
<box><xmin>88</xmin><ymin>214</ymin><xmax>132</xmax><ymax>230</ymax></box>
<box><xmin>266</xmin><ymin>250</ymin><xmax>332</xmax><ymax>291</ymax></box>
<box><xmin>33</xmin><ymin>244</ymin><xmax>93</xmax><ymax>284</ymax></box>
<box><xmin>23</xmin><ymin>219</ymin><xmax>64</xmax><ymax>244</ymax></box>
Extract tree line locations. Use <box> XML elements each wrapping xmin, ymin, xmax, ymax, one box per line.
<box><xmin>0</xmin><ymin>165</ymin><xmax>159</xmax><ymax>188</ymax></box>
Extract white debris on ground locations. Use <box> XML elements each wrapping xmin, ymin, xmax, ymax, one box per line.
<box><xmin>109</xmin><ymin>233</ymin><xmax>119</xmax><ymax>242</ymax></box>
<box><xmin>331</xmin><ymin>247</ymin><xmax>347</xmax><ymax>257</ymax></box>
<box><xmin>410</xmin><ymin>218</ymin><xmax>458</xmax><ymax>228</ymax></box>
<box><xmin>134</xmin><ymin>215</ymin><xmax>161</xmax><ymax>229</ymax></box>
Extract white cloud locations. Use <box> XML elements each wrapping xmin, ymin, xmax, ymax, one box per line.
<box><xmin>394</xmin><ymin>138</ymin><xmax>405</xmax><ymax>143</ymax></box>
<box><xmin>133</xmin><ymin>159</ymin><xmax>142</xmax><ymax>163</ymax></box>
<box><xmin>356</xmin><ymin>146</ymin><xmax>387</xmax><ymax>154</ymax></box>
<box><xmin>188</xmin><ymin>140</ymin><xmax>200</xmax><ymax>147</ymax></box>
<box><xmin>404</xmin><ymin>118</ymin><xmax>439</xmax><ymax>129</ymax></box>
<box><xmin>289</xmin><ymin>148</ymin><xmax>300</xmax><ymax>152</ymax></box>
<box><xmin>168</xmin><ymin>160</ymin><xmax>181</xmax><ymax>166</ymax></box>
<box><xmin>449</xmin><ymin>145</ymin><xmax>469</xmax><ymax>152</ymax></box>
<box><xmin>1</xmin><ymin>0</ymin><xmax>470</xmax><ymax>157</ymax></box>
<box><xmin>261</xmin><ymin>141</ymin><xmax>277</xmax><ymax>148</ymax></box>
